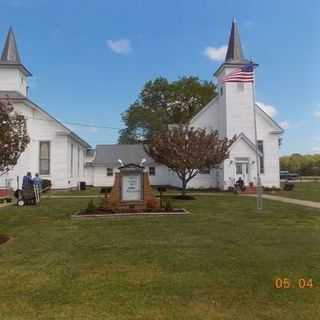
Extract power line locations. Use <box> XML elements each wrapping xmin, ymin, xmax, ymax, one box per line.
<box><xmin>1</xmin><ymin>111</ymin><xmax>122</xmax><ymax>131</ymax></box>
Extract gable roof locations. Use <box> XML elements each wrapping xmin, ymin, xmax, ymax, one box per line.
<box><xmin>230</xmin><ymin>132</ymin><xmax>263</xmax><ymax>157</ymax></box>
<box><xmin>190</xmin><ymin>96</ymin><xmax>218</xmax><ymax>124</ymax></box>
<box><xmin>0</xmin><ymin>90</ymin><xmax>91</xmax><ymax>149</ymax></box>
<box><xmin>255</xmin><ymin>103</ymin><xmax>284</xmax><ymax>134</ymax></box>
<box><xmin>91</xmin><ymin>144</ymin><xmax>155</xmax><ymax>166</ymax></box>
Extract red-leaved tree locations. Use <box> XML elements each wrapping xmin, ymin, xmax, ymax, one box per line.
<box><xmin>0</xmin><ymin>98</ymin><xmax>30</xmax><ymax>177</ymax></box>
<box><xmin>144</xmin><ymin>126</ymin><xmax>235</xmax><ymax>195</ymax></box>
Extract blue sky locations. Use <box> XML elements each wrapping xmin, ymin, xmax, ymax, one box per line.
<box><xmin>0</xmin><ymin>0</ymin><xmax>319</xmax><ymax>155</ymax></box>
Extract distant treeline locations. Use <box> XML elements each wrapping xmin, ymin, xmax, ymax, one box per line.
<box><xmin>280</xmin><ymin>154</ymin><xmax>320</xmax><ymax>176</ymax></box>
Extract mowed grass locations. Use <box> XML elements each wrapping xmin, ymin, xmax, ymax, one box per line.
<box><xmin>274</xmin><ymin>182</ymin><xmax>320</xmax><ymax>202</ymax></box>
<box><xmin>0</xmin><ymin>195</ymin><xmax>319</xmax><ymax>319</ymax></box>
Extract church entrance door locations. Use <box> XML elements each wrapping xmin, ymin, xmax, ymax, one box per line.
<box><xmin>235</xmin><ymin>159</ymin><xmax>249</xmax><ymax>185</ymax></box>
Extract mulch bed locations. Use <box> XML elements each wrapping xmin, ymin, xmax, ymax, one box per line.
<box><xmin>0</xmin><ymin>235</ymin><xmax>10</xmax><ymax>245</ymax></box>
<box><xmin>72</xmin><ymin>208</ymin><xmax>189</xmax><ymax>219</ymax></box>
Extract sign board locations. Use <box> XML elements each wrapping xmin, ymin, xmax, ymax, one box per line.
<box><xmin>122</xmin><ymin>174</ymin><xmax>142</xmax><ymax>201</ymax></box>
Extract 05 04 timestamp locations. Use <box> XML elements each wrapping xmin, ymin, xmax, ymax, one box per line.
<box><xmin>274</xmin><ymin>278</ymin><xmax>314</xmax><ymax>289</ymax></box>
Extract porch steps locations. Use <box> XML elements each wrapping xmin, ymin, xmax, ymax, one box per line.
<box><xmin>240</xmin><ymin>186</ymin><xmax>257</xmax><ymax>194</ymax></box>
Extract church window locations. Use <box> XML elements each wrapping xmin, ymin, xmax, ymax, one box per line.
<box><xmin>107</xmin><ymin>168</ymin><xmax>113</xmax><ymax>176</ymax></box>
<box><xmin>236</xmin><ymin>163</ymin><xmax>242</xmax><ymax>175</ymax></box>
<box><xmin>77</xmin><ymin>146</ymin><xmax>80</xmax><ymax>177</ymax></box>
<box><xmin>257</xmin><ymin>140</ymin><xmax>264</xmax><ymax>174</ymax></box>
<box><xmin>70</xmin><ymin>144</ymin><xmax>74</xmax><ymax>177</ymax></box>
<box><xmin>200</xmin><ymin>168</ymin><xmax>210</xmax><ymax>174</ymax></box>
<box><xmin>39</xmin><ymin>141</ymin><xmax>50</xmax><ymax>175</ymax></box>
<box><xmin>220</xmin><ymin>86</ymin><xmax>223</xmax><ymax>96</ymax></box>
<box><xmin>149</xmin><ymin>167</ymin><xmax>156</xmax><ymax>176</ymax></box>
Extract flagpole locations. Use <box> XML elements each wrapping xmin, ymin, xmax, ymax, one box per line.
<box><xmin>252</xmin><ymin>62</ymin><xmax>263</xmax><ymax>211</ymax></box>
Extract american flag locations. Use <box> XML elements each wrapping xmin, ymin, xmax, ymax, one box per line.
<box><xmin>221</xmin><ymin>63</ymin><xmax>254</xmax><ymax>83</ymax></box>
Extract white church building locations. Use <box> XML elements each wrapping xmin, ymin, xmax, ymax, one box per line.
<box><xmin>0</xmin><ymin>20</ymin><xmax>283</xmax><ymax>191</ymax></box>
<box><xmin>0</xmin><ymin>28</ymin><xmax>91</xmax><ymax>190</ymax></box>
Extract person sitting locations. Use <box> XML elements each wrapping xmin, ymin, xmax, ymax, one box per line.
<box><xmin>22</xmin><ymin>172</ymin><xmax>33</xmax><ymax>189</ymax></box>
<box><xmin>235</xmin><ymin>177</ymin><xmax>245</xmax><ymax>190</ymax></box>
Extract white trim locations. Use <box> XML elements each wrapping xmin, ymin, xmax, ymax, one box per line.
<box><xmin>255</xmin><ymin>104</ymin><xmax>284</xmax><ymax>134</ymax></box>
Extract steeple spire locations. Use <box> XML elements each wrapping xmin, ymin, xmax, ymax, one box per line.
<box><xmin>1</xmin><ymin>27</ymin><xmax>21</xmax><ymax>63</ymax></box>
<box><xmin>0</xmin><ymin>27</ymin><xmax>31</xmax><ymax>77</ymax></box>
<box><xmin>225</xmin><ymin>18</ymin><xmax>245</xmax><ymax>63</ymax></box>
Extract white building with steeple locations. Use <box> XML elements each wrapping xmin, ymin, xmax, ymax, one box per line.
<box><xmin>190</xmin><ymin>19</ymin><xmax>283</xmax><ymax>189</ymax></box>
<box><xmin>85</xmin><ymin>20</ymin><xmax>283</xmax><ymax>190</ymax></box>
<box><xmin>0</xmin><ymin>28</ymin><xmax>91</xmax><ymax>190</ymax></box>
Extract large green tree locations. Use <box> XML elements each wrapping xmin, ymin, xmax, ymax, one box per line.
<box><xmin>119</xmin><ymin>76</ymin><xmax>217</xmax><ymax>144</ymax></box>
<box><xmin>280</xmin><ymin>153</ymin><xmax>320</xmax><ymax>176</ymax></box>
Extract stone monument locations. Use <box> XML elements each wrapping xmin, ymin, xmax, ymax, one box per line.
<box><xmin>103</xmin><ymin>163</ymin><xmax>160</xmax><ymax>212</ymax></box>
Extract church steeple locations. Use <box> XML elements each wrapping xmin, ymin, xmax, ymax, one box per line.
<box><xmin>0</xmin><ymin>27</ymin><xmax>31</xmax><ymax>76</ymax></box>
<box><xmin>1</xmin><ymin>27</ymin><xmax>21</xmax><ymax>64</ymax></box>
<box><xmin>225</xmin><ymin>18</ymin><xmax>245</xmax><ymax>63</ymax></box>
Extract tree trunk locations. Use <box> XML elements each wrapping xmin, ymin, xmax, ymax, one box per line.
<box><xmin>181</xmin><ymin>178</ymin><xmax>187</xmax><ymax>196</ymax></box>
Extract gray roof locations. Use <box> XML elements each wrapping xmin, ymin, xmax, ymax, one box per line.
<box><xmin>92</xmin><ymin>144</ymin><xmax>155</xmax><ymax>166</ymax></box>
<box><xmin>225</xmin><ymin>18</ymin><xmax>246</xmax><ymax>63</ymax></box>
<box><xmin>0</xmin><ymin>27</ymin><xmax>32</xmax><ymax>76</ymax></box>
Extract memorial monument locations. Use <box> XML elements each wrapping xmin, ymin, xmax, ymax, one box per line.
<box><xmin>103</xmin><ymin>162</ymin><xmax>160</xmax><ymax>212</ymax></box>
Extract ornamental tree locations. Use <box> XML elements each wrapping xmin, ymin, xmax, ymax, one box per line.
<box><xmin>0</xmin><ymin>98</ymin><xmax>29</xmax><ymax>177</ymax></box>
<box><xmin>144</xmin><ymin>126</ymin><xmax>235</xmax><ymax>195</ymax></box>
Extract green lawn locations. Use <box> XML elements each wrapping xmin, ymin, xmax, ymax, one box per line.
<box><xmin>0</xmin><ymin>195</ymin><xmax>319</xmax><ymax>319</ymax></box>
<box><xmin>273</xmin><ymin>182</ymin><xmax>320</xmax><ymax>202</ymax></box>
<box><xmin>48</xmin><ymin>186</ymin><xmax>102</xmax><ymax>196</ymax></box>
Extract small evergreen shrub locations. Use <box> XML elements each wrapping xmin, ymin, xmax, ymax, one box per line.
<box><xmin>87</xmin><ymin>199</ymin><xmax>96</xmax><ymax>212</ymax></box>
<box><xmin>165</xmin><ymin>199</ymin><xmax>173</xmax><ymax>211</ymax></box>
<box><xmin>283</xmin><ymin>182</ymin><xmax>295</xmax><ymax>191</ymax></box>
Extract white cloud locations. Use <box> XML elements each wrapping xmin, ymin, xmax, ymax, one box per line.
<box><xmin>256</xmin><ymin>101</ymin><xmax>278</xmax><ymax>118</ymax></box>
<box><xmin>107</xmin><ymin>39</ymin><xmax>131</xmax><ymax>54</ymax></box>
<box><xmin>279</xmin><ymin>121</ymin><xmax>289</xmax><ymax>129</ymax></box>
<box><xmin>313</xmin><ymin>110</ymin><xmax>320</xmax><ymax>118</ymax></box>
<box><xmin>312</xmin><ymin>146</ymin><xmax>320</xmax><ymax>154</ymax></box>
<box><xmin>203</xmin><ymin>45</ymin><xmax>227</xmax><ymax>61</ymax></box>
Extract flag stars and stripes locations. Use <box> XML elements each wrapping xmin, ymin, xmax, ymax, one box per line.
<box><xmin>221</xmin><ymin>63</ymin><xmax>255</xmax><ymax>83</ymax></box>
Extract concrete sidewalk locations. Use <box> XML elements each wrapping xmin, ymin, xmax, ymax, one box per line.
<box><xmin>0</xmin><ymin>202</ymin><xmax>12</xmax><ymax>209</ymax></box>
<box><xmin>245</xmin><ymin>194</ymin><xmax>320</xmax><ymax>209</ymax></box>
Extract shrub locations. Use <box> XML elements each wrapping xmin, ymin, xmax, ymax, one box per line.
<box><xmin>100</xmin><ymin>187</ymin><xmax>112</xmax><ymax>193</ymax></box>
<box><xmin>165</xmin><ymin>199</ymin><xmax>173</xmax><ymax>211</ymax></box>
<box><xmin>87</xmin><ymin>199</ymin><xmax>96</xmax><ymax>212</ymax></box>
<box><xmin>173</xmin><ymin>195</ymin><xmax>195</xmax><ymax>200</ymax></box>
<box><xmin>283</xmin><ymin>182</ymin><xmax>295</xmax><ymax>191</ymax></box>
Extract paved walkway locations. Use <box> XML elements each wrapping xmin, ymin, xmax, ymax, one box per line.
<box><xmin>245</xmin><ymin>194</ymin><xmax>320</xmax><ymax>209</ymax></box>
<box><xmin>0</xmin><ymin>202</ymin><xmax>12</xmax><ymax>209</ymax></box>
